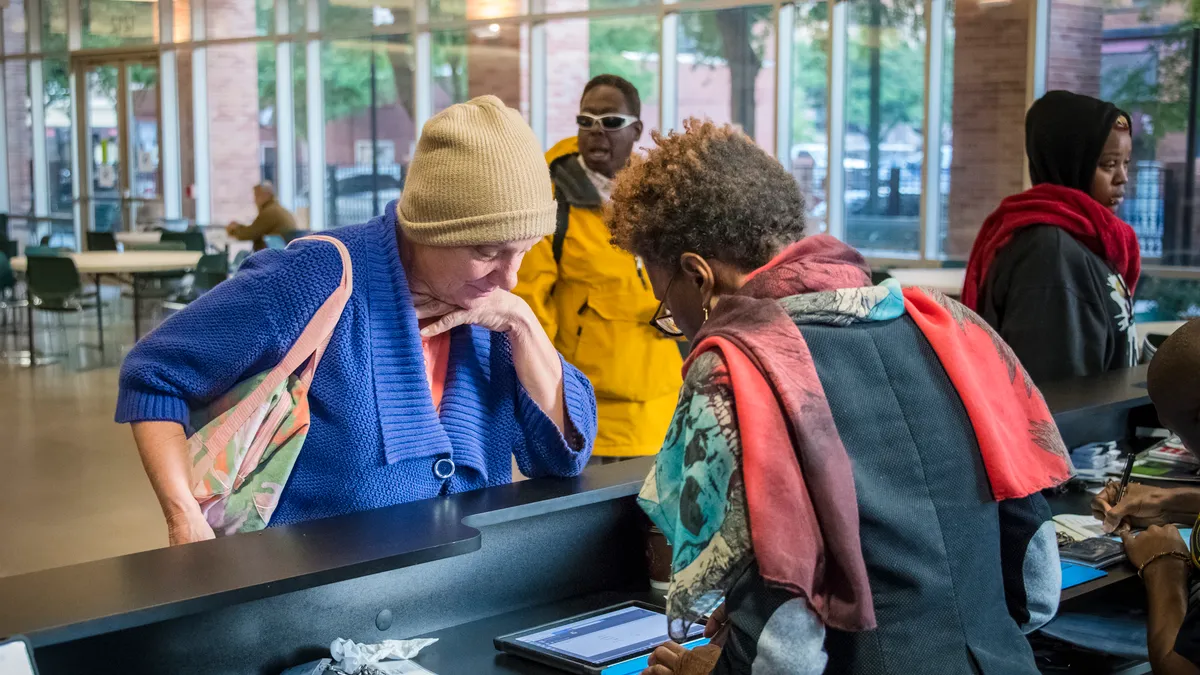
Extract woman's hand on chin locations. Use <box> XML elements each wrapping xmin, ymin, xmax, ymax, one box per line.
<box><xmin>419</xmin><ymin>290</ymin><xmax>536</xmax><ymax>338</ymax></box>
<box><xmin>412</xmin><ymin>293</ymin><xmax>459</xmax><ymax>322</ymax></box>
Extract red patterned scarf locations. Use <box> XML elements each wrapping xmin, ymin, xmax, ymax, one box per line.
<box><xmin>687</xmin><ymin>235</ymin><xmax>1071</xmax><ymax>632</ymax></box>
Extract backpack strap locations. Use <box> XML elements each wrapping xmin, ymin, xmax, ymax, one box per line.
<box><xmin>552</xmin><ymin>195</ymin><xmax>570</xmax><ymax>265</ymax></box>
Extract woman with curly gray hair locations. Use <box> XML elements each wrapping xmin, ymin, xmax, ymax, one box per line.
<box><xmin>614</xmin><ymin>120</ymin><xmax>1070</xmax><ymax>675</ymax></box>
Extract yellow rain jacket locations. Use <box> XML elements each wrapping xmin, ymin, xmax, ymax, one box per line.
<box><xmin>515</xmin><ymin>137</ymin><xmax>682</xmax><ymax>457</ymax></box>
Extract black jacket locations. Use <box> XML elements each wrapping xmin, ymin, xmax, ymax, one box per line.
<box><xmin>976</xmin><ymin>225</ymin><xmax>1138</xmax><ymax>386</ymax></box>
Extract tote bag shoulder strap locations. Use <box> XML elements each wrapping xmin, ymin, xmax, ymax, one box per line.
<box><xmin>206</xmin><ymin>235</ymin><xmax>353</xmax><ymax>450</ymax></box>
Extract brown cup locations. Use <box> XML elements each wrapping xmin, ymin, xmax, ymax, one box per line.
<box><xmin>646</xmin><ymin>525</ymin><xmax>672</xmax><ymax>599</ymax></box>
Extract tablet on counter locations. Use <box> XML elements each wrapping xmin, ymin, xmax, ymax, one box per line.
<box><xmin>494</xmin><ymin>601</ymin><xmax>708</xmax><ymax>675</ymax></box>
<box><xmin>0</xmin><ymin>636</ymin><xmax>38</xmax><ymax>675</ymax></box>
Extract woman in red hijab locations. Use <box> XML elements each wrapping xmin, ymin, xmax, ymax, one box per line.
<box><xmin>962</xmin><ymin>90</ymin><xmax>1140</xmax><ymax>386</ymax></box>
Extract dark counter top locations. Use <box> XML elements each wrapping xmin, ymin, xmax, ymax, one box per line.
<box><xmin>0</xmin><ymin>365</ymin><xmax>1155</xmax><ymax>663</ymax></box>
<box><xmin>0</xmin><ymin>457</ymin><xmax>655</xmax><ymax>647</ymax></box>
<box><xmin>1040</xmin><ymin>364</ymin><xmax>1150</xmax><ymax>423</ymax></box>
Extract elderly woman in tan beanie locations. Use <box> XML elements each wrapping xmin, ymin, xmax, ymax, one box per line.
<box><xmin>118</xmin><ymin>96</ymin><xmax>598</xmax><ymax>544</ymax></box>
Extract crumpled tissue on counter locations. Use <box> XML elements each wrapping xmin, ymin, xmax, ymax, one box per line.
<box><xmin>279</xmin><ymin>637</ymin><xmax>438</xmax><ymax>675</ymax></box>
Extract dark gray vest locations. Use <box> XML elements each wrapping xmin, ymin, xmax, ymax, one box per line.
<box><xmin>800</xmin><ymin>316</ymin><xmax>1038</xmax><ymax>675</ymax></box>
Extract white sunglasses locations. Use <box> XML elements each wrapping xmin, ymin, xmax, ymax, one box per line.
<box><xmin>576</xmin><ymin>112</ymin><xmax>639</xmax><ymax>131</ymax></box>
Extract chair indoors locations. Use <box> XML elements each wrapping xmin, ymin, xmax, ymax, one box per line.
<box><xmin>86</xmin><ymin>231</ymin><xmax>118</xmax><ymax>251</ymax></box>
<box><xmin>160</xmin><ymin>230</ymin><xmax>206</xmax><ymax>252</ymax></box>
<box><xmin>25</xmin><ymin>255</ymin><xmax>103</xmax><ymax>362</ymax></box>
<box><xmin>122</xmin><ymin>241</ymin><xmax>188</xmax><ymax>335</ymax></box>
<box><xmin>165</xmin><ymin>253</ymin><xmax>229</xmax><ymax>312</ymax></box>
<box><xmin>0</xmin><ymin>252</ymin><xmax>28</xmax><ymax>348</ymax></box>
<box><xmin>231</xmin><ymin>249</ymin><xmax>251</xmax><ymax>272</ymax></box>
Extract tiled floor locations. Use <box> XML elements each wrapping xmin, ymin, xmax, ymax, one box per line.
<box><xmin>0</xmin><ymin>335</ymin><xmax>166</xmax><ymax>578</ymax></box>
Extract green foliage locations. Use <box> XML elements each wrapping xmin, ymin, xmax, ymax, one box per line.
<box><xmin>1137</xmin><ymin>275</ymin><xmax>1200</xmax><ymax>320</ymax></box>
<box><xmin>845</xmin><ymin>27</ymin><xmax>924</xmax><ymax>139</ymax></box>
<box><xmin>789</xmin><ymin>0</ymin><xmax>925</xmax><ymax>146</ymax></box>
<box><xmin>792</xmin><ymin>32</ymin><xmax>828</xmax><ymax>144</ymax></box>
<box><xmin>1102</xmin><ymin>0</ymin><xmax>1195</xmax><ymax>150</ymax></box>
<box><xmin>432</xmin><ymin>31</ymin><xmax>469</xmax><ymax>105</ymax></box>
<box><xmin>588</xmin><ymin>18</ymin><xmax>659</xmax><ymax>104</ymax></box>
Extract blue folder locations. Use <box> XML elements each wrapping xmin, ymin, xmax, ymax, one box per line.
<box><xmin>1061</xmin><ymin>562</ymin><xmax>1108</xmax><ymax>589</ymax></box>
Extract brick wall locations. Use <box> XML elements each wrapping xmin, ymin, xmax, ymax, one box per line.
<box><xmin>5</xmin><ymin>1</ymin><xmax>32</xmax><ymax>230</ymax></box>
<box><xmin>1046</xmin><ymin>0</ymin><xmax>1103</xmax><ymax>96</ymax></box>
<box><xmin>946</xmin><ymin>0</ymin><xmax>1032</xmax><ymax>257</ymax></box>
<box><xmin>545</xmin><ymin>0</ymin><xmax>591</xmax><ymax>147</ymax></box>
<box><xmin>205</xmin><ymin>0</ymin><xmax>266</xmax><ymax>225</ymax></box>
<box><xmin>464</xmin><ymin>0</ymin><xmax>527</xmax><ymax>119</ymax></box>
<box><xmin>466</xmin><ymin>25</ymin><xmax>524</xmax><ymax>111</ymax></box>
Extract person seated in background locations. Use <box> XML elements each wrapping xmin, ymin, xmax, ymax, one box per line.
<box><xmin>225</xmin><ymin>182</ymin><xmax>298</xmax><ymax>251</ymax></box>
<box><xmin>515</xmin><ymin>74</ymin><xmax>682</xmax><ymax>463</ymax></box>
<box><xmin>611</xmin><ymin>119</ymin><xmax>1069</xmax><ymax>675</ymax></box>
<box><xmin>962</xmin><ymin>90</ymin><xmax>1141</xmax><ymax>386</ymax></box>
<box><xmin>1100</xmin><ymin>319</ymin><xmax>1200</xmax><ymax>674</ymax></box>
<box><xmin>118</xmin><ymin>96</ymin><xmax>596</xmax><ymax>545</ymax></box>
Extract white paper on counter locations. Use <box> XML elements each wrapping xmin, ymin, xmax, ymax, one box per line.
<box><xmin>329</xmin><ymin>638</ymin><xmax>438</xmax><ymax>674</ymax></box>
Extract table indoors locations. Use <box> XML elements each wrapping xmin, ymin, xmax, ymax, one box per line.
<box><xmin>113</xmin><ymin>231</ymin><xmax>164</xmax><ymax>246</ymax></box>
<box><xmin>9</xmin><ymin>250</ymin><xmax>203</xmax><ymax>363</ymax></box>
<box><xmin>0</xmin><ymin>365</ymin><xmax>1158</xmax><ymax>674</ymax></box>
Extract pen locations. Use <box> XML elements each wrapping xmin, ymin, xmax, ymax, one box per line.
<box><xmin>1115</xmin><ymin>453</ymin><xmax>1136</xmax><ymax>505</ymax></box>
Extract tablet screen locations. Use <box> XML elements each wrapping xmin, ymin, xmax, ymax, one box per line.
<box><xmin>513</xmin><ymin>605</ymin><xmax>704</xmax><ymax>666</ymax></box>
<box><xmin>0</xmin><ymin>640</ymin><xmax>37</xmax><ymax>675</ymax></box>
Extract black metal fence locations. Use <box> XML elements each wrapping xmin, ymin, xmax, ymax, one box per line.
<box><xmin>1121</xmin><ymin>162</ymin><xmax>1165</xmax><ymax>258</ymax></box>
<box><xmin>269</xmin><ymin>162</ymin><xmax>407</xmax><ymax>229</ymax></box>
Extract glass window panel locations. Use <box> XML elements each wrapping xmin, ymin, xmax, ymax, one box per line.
<box><xmin>544</xmin><ymin>16</ymin><xmax>659</xmax><ymax>151</ymax></box>
<box><xmin>175</xmin><ymin>48</ymin><xmax>196</xmax><ymax>221</ymax></box>
<box><xmin>1100</xmin><ymin>15</ymin><xmax>1189</xmax><ymax>263</ymax></box>
<box><xmin>289</xmin><ymin>0</ymin><xmax>307</xmax><ymax>34</ymax></box>
<box><xmin>842</xmin><ymin>0</ymin><xmax>925</xmax><ymax>256</ymax></box>
<box><xmin>936</xmin><ymin>0</ymin><xmax>953</xmax><ymax>257</ymax></box>
<box><xmin>674</xmin><ymin>7</ymin><xmax>775</xmax><ymax>152</ymax></box>
<box><xmin>322</xmin><ymin>0</ymin><xmax>412</xmax><ymax>38</ymax></box>
<box><xmin>323</xmin><ymin>35</ymin><xmax>415</xmax><ymax>228</ymax></box>
<box><xmin>1134</xmin><ymin>275</ymin><xmax>1200</xmax><ymax>322</ymax></box>
<box><xmin>293</xmin><ymin>42</ymin><xmax>309</xmax><ymax>228</ymax></box>
<box><xmin>430</xmin><ymin>0</ymin><xmax>526</xmax><ymax>24</ymax></box>
<box><xmin>790</xmin><ymin>0</ymin><xmax>829</xmax><ymax>234</ymax></box>
<box><xmin>206</xmin><ymin>0</ymin><xmax>272</xmax><ymax>40</ymax></box>
<box><xmin>81</xmin><ymin>0</ymin><xmax>156</xmax><ymax>49</ymax></box>
<box><xmin>43</xmin><ymin>0</ymin><xmax>67</xmax><ymax>50</ymax></box>
<box><xmin>431</xmin><ymin>24</ymin><xmax>528</xmax><ymax>120</ymax></box>
<box><xmin>545</xmin><ymin>0</ymin><xmax>656</xmax><ymax>10</ymax></box>
<box><xmin>43</xmin><ymin>57</ymin><xmax>71</xmax><ymax>221</ymax></box>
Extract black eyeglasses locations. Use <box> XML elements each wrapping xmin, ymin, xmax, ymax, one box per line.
<box><xmin>649</xmin><ymin>274</ymin><xmax>684</xmax><ymax>338</ymax></box>
<box><xmin>576</xmin><ymin>112</ymin><xmax>639</xmax><ymax>132</ymax></box>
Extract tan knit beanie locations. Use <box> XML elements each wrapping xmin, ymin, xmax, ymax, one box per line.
<box><xmin>397</xmin><ymin>95</ymin><xmax>556</xmax><ymax>246</ymax></box>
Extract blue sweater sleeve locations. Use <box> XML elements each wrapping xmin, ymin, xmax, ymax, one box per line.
<box><xmin>115</xmin><ymin>241</ymin><xmax>343</xmax><ymax>428</ymax></box>
<box><xmin>512</xmin><ymin>350</ymin><xmax>597</xmax><ymax>478</ymax></box>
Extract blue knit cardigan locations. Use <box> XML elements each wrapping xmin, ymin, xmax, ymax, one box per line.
<box><xmin>116</xmin><ymin>208</ymin><xmax>598</xmax><ymax>526</ymax></box>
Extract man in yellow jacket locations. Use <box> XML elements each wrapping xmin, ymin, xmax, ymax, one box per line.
<box><xmin>516</xmin><ymin>75</ymin><xmax>682</xmax><ymax>460</ymax></box>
